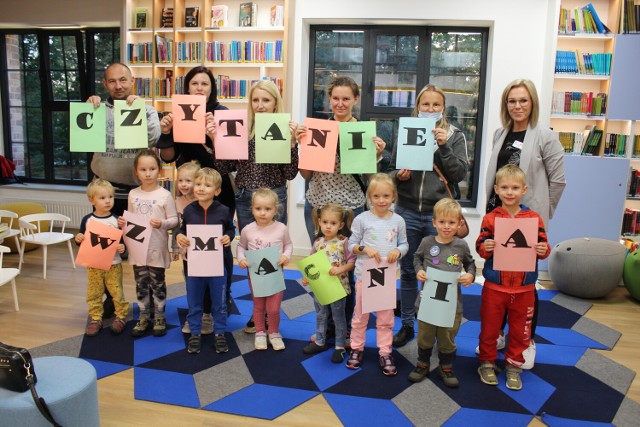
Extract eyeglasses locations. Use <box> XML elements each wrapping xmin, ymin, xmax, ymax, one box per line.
<box><xmin>507</xmin><ymin>98</ymin><xmax>530</xmax><ymax>107</ymax></box>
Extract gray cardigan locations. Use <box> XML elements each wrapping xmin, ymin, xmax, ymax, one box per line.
<box><xmin>485</xmin><ymin>124</ymin><xmax>566</xmax><ymax>228</ymax></box>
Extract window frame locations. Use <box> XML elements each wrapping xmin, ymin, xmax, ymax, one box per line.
<box><xmin>0</xmin><ymin>27</ymin><xmax>119</xmax><ymax>185</ymax></box>
<box><xmin>307</xmin><ymin>25</ymin><xmax>489</xmax><ymax>208</ymax></box>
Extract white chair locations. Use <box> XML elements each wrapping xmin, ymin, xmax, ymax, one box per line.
<box><xmin>0</xmin><ymin>210</ymin><xmax>23</xmax><ymax>266</ymax></box>
<box><xmin>18</xmin><ymin>213</ymin><xmax>75</xmax><ymax>279</ymax></box>
<box><xmin>0</xmin><ymin>245</ymin><xmax>20</xmax><ymax>311</ymax></box>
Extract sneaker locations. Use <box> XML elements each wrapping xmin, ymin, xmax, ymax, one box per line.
<box><xmin>478</xmin><ymin>361</ymin><xmax>498</xmax><ymax>386</ymax></box>
<box><xmin>202</xmin><ymin>313</ymin><xmax>214</xmax><ymax>335</ymax></box>
<box><xmin>110</xmin><ymin>318</ymin><xmax>126</xmax><ymax>335</ymax></box>
<box><xmin>392</xmin><ymin>325</ymin><xmax>415</xmax><ymax>347</ymax></box>
<box><xmin>85</xmin><ymin>319</ymin><xmax>102</xmax><ymax>337</ymax></box>
<box><xmin>521</xmin><ymin>340</ymin><xmax>536</xmax><ymax>370</ymax></box>
<box><xmin>379</xmin><ymin>355</ymin><xmax>398</xmax><ymax>376</ymax></box>
<box><xmin>152</xmin><ymin>318</ymin><xmax>167</xmax><ymax>337</ymax></box>
<box><xmin>182</xmin><ymin>320</ymin><xmax>191</xmax><ymax>334</ymax></box>
<box><xmin>346</xmin><ymin>349</ymin><xmax>363</xmax><ymax>369</ymax></box>
<box><xmin>255</xmin><ymin>332</ymin><xmax>267</xmax><ymax>350</ymax></box>
<box><xmin>244</xmin><ymin>317</ymin><xmax>256</xmax><ymax>334</ymax></box>
<box><xmin>187</xmin><ymin>334</ymin><xmax>201</xmax><ymax>354</ymax></box>
<box><xmin>215</xmin><ymin>334</ymin><xmax>228</xmax><ymax>353</ymax></box>
<box><xmin>437</xmin><ymin>365</ymin><xmax>459</xmax><ymax>388</ymax></box>
<box><xmin>131</xmin><ymin>317</ymin><xmax>151</xmax><ymax>337</ymax></box>
<box><xmin>269</xmin><ymin>333</ymin><xmax>285</xmax><ymax>351</ymax></box>
<box><xmin>475</xmin><ymin>333</ymin><xmax>506</xmax><ymax>355</ymax></box>
<box><xmin>303</xmin><ymin>342</ymin><xmax>326</xmax><ymax>354</ymax></box>
<box><xmin>408</xmin><ymin>362</ymin><xmax>430</xmax><ymax>383</ymax></box>
<box><xmin>505</xmin><ymin>365</ymin><xmax>523</xmax><ymax>390</ymax></box>
<box><xmin>331</xmin><ymin>348</ymin><xmax>346</xmax><ymax>363</ymax></box>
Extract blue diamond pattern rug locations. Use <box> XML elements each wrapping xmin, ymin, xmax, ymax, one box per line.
<box><xmin>33</xmin><ymin>267</ymin><xmax>639</xmax><ymax>426</ymax></box>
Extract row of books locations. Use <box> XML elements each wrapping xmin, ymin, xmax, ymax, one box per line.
<box><xmin>628</xmin><ymin>169</ymin><xmax>640</xmax><ymax>197</ymax></box>
<box><xmin>216</xmin><ymin>76</ymin><xmax>284</xmax><ymax>98</ymax></box>
<box><xmin>555</xmin><ymin>126</ymin><xmax>603</xmax><ymax>155</ymax></box>
<box><xmin>555</xmin><ymin>50</ymin><xmax>611</xmax><ymax>75</ymax></box>
<box><xmin>621</xmin><ymin>0</ymin><xmax>640</xmax><ymax>33</ymax></box>
<box><xmin>551</xmin><ymin>91</ymin><xmax>607</xmax><ymax>116</ymax></box>
<box><xmin>622</xmin><ymin>208</ymin><xmax>640</xmax><ymax>235</ymax></box>
<box><xmin>205</xmin><ymin>40</ymin><xmax>283</xmax><ymax>63</ymax></box>
<box><xmin>558</xmin><ymin>3</ymin><xmax>607</xmax><ymax>34</ymax></box>
<box><xmin>176</xmin><ymin>42</ymin><xmax>203</xmax><ymax>62</ymax></box>
<box><xmin>132</xmin><ymin>75</ymin><xmax>283</xmax><ymax>99</ymax></box>
<box><xmin>603</xmin><ymin>133</ymin><xmax>628</xmax><ymax>157</ymax></box>
<box><xmin>127</xmin><ymin>43</ymin><xmax>153</xmax><ymax>63</ymax></box>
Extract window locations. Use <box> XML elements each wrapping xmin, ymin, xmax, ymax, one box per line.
<box><xmin>0</xmin><ymin>28</ymin><xmax>120</xmax><ymax>184</ymax></box>
<box><xmin>308</xmin><ymin>26</ymin><xmax>488</xmax><ymax>206</ymax></box>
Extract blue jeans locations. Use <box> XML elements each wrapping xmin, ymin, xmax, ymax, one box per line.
<box><xmin>186</xmin><ymin>275</ymin><xmax>227</xmax><ymax>335</ymax></box>
<box><xmin>236</xmin><ymin>185</ymin><xmax>288</xmax><ymax>232</ymax></box>
<box><xmin>314</xmin><ymin>296</ymin><xmax>347</xmax><ymax>347</ymax></box>
<box><xmin>395</xmin><ymin>205</ymin><xmax>437</xmax><ymax>327</ymax></box>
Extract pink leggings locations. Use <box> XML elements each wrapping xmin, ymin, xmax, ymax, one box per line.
<box><xmin>250</xmin><ymin>280</ymin><xmax>283</xmax><ymax>334</ymax></box>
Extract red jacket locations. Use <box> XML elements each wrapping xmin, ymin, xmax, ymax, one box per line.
<box><xmin>476</xmin><ymin>205</ymin><xmax>550</xmax><ymax>293</ymax></box>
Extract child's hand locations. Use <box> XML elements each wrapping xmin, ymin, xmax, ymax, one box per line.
<box><xmin>117</xmin><ymin>243</ymin><xmax>126</xmax><ymax>254</ymax></box>
<box><xmin>458</xmin><ymin>273</ymin><xmax>474</xmax><ymax>287</ymax></box>
<box><xmin>220</xmin><ymin>235</ymin><xmax>231</xmax><ymax>247</ymax></box>
<box><xmin>386</xmin><ymin>248</ymin><xmax>401</xmax><ymax>263</ymax></box>
<box><xmin>301</xmin><ymin>278</ymin><xmax>309</xmax><ymax>285</ymax></box>
<box><xmin>74</xmin><ymin>233</ymin><xmax>84</xmax><ymax>245</ymax></box>
<box><xmin>149</xmin><ymin>218</ymin><xmax>162</xmax><ymax>229</ymax></box>
<box><xmin>117</xmin><ymin>216</ymin><xmax>126</xmax><ymax>228</ymax></box>
<box><xmin>483</xmin><ymin>239</ymin><xmax>496</xmax><ymax>253</ymax></box>
<box><xmin>176</xmin><ymin>234</ymin><xmax>190</xmax><ymax>249</ymax></box>
<box><xmin>534</xmin><ymin>242</ymin><xmax>548</xmax><ymax>256</ymax></box>
<box><xmin>416</xmin><ymin>270</ymin><xmax>427</xmax><ymax>282</ymax></box>
<box><xmin>239</xmin><ymin>259</ymin><xmax>250</xmax><ymax>269</ymax></box>
<box><xmin>362</xmin><ymin>246</ymin><xmax>381</xmax><ymax>262</ymax></box>
<box><xmin>328</xmin><ymin>266</ymin><xmax>342</xmax><ymax>276</ymax></box>
<box><xmin>277</xmin><ymin>255</ymin><xmax>289</xmax><ymax>266</ymax></box>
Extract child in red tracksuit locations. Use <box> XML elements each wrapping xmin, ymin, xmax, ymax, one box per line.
<box><xmin>476</xmin><ymin>164</ymin><xmax>550</xmax><ymax>391</ymax></box>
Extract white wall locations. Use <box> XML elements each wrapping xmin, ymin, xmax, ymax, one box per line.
<box><xmin>285</xmin><ymin>0</ymin><xmax>561</xmax><ymax>255</ymax></box>
<box><xmin>0</xmin><ymin>0</ymin><xmax>120</xmax><ymax>28</ymax></box>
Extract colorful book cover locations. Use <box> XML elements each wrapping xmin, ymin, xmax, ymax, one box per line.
<box><xmin>239</xmin><ymin>2</ymin><xmax>253</xmax><ymax>27</ymax></box>
<box><xmin>211</xmin><ymin>5</ymin><xmax>228</xmax><ymax>27</ymax></box>
<box><xmin>185</xmin><ymin>7</ymin><xmax>200</xmax><ymax>27</ymax></box>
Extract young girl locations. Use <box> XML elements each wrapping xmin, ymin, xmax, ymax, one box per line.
<box><xmin>119</xmin><ymin>149</ymin><xmax>178</xmax><ymax>338</ymax></box>
<box><xmin>347</xmin><ymin>174</ymin><xmax>408</xmax><ymax>376</ymax></box>
<box><xmin>302</xmin><ymin>204</ymin><xmax>356</xmax><ymax>363</ymax></box>
<box><xmin>236</xmin><ymin>188</ymin><xmax>293</xmax><ymax>351</ymax></box>
<box><xmin>214</xmin><ymin>80</ymin><xmax>298</xmax><ymax>334</ymax></box>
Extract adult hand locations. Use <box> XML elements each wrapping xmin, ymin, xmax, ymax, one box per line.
<box><xmin>396</xmin><ymin>169</ymin><xmax>411</xmax><ymax>181</ymax></box>
<box><xmin>289</xmin><ymin>121</ymin><xmax>299</xmax><ymax>148</ymax></box>
<box><xmin>160</xmin><ymin>113</ymin><xmax>173</xmax><ymax>135</ymax></box>
<box><xmin>124</xmin><ymin>94</ymin><xmax>141</xmax><ymax>106</ymax></box>
<box><xmin>295</xmin><ymin>124</ymin><xmax>307</xmax><ymax>142</ymax></box>
<box><xmin>373</xmin><ymin>136</ymin><xmax>386</xmax><ymax>157</ymax></box>
<box><xmin>433</xmin><ymin>127</ymin><xmax>447</xmax><ymax>146</ymax></box>
<box><xmin>85</xmin><ymin>95</ymin><xmax>101</xmax><ymax>108</ymax></box>
<box><xmin>205</xmin><ymin>112</ymin><xmax>216</xmax><ymax>141</ymax></box>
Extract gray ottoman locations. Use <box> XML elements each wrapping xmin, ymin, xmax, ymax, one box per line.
<box><xmin>0</xmin><ymin>356</ymin><xmax>99</xmax><ymax>427</ymax></box>
<box><xmin>548</xmin><ymin>237</ymin><xmax>626</xmax><ymax>298</ymax></box>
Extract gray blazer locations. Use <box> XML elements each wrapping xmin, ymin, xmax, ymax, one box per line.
<box><xmin>485</xmin><ymin>124</ymin><xmax>566</xmax><ymax>227</ymax></box>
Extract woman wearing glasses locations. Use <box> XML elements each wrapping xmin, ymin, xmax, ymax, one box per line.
<box><xmin>482</xmin><ymin>78</ymin><xmax>566</xmax><ymax>370</ymax></box>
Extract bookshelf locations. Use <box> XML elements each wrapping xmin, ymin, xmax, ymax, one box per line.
<box><xmin>123</xmin><ymin>0</ymin><xmax>288</xmax><ymax>112</ymax></box>
<box><xmin>552</xmin><ymin>0</ymin><xmax>621</xmax><ymax>156</ymax></box>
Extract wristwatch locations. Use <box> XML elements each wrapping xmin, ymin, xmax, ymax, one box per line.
<box><xmin>358</xmin><ymin>245</ymin><xmax>365</xmax><ymax>253</ymax></box>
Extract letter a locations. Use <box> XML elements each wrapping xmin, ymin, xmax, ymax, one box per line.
<box><xmin>501</xmin><ymin>229</ymin><xmax>531</xmax><ymax>248</ymax></box>
<box><xmin>261</xmin><ymin>122</ymin><xmax>286</xmax><ymax>141</ymax></box>
<box><xmin>255</xmin><ymin>258</ymin><xmax>278</xmax><ymax>275</ymax></box>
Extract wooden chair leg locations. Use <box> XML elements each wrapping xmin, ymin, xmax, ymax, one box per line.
<box><xmin>43</xmin><ymin>245</ymin><xmax>48</xmax><ymax>280</ymax></box>
<box><xmin>11</xmin><ymin>278</ymin><xmax>19</xmax><ymax>311</ymax></box>
<box><xmin>67</xmin><ymin>240</ymin><xmax>76</xmax><ymax>269</ymax></box>
<box><xmin>18</xmin><ymin>242</ymin><xmax>25</xmax><ymax>271</ymax></box>
<box><xmin>14</xmin><ymin>236</ymin><xmax>23</xmax><ymax>269</ymax></box>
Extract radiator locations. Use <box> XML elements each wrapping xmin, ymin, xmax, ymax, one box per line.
<box><xmin>3</xmin><ymin>199</ymin><xmax>90</xmax><ymax>230</ymax></box>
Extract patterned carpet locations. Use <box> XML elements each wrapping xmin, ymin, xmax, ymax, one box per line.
<box><xmin>32</xmin><ymin>267</ymin><xmax>640</xmax><ymax>426</ymax></box>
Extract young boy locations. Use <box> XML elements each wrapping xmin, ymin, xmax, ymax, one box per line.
<box><xmin>476</xmin><ymin>164</ymin><xmax>550</xmax><ymax>391</ymax></box>
<box><xmin>75</xmin><ymin>178</ymin><xmax>129</xmax><ymax>336</ymax></box>
<box><xmin>175</xmin><ymin>168</ymin><xmax>235</xmax><ymax>354</ymax></box>
<box><xmin>408</xmin><ymin>198</ymin><xmax>476</xmax><ymax>387</ymax></box>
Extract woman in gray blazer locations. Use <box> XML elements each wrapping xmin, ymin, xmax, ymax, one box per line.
<box><xmin>483</xmin><ymin>78</ymin><xmax>566</xmax><ymax>370</ymax></box>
